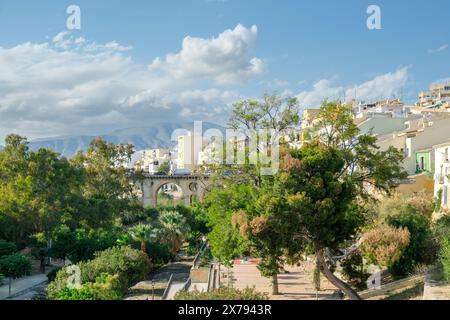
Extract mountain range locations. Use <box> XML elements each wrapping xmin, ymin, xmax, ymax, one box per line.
<box><xmin>0</xmin><ymin>122</ymin><xmax>226</xmax><ymax>158</ymax></box>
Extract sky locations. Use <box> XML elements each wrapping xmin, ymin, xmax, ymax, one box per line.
<box><xmin>0</xmin><ymin>0</ymin><xmax>449</xmax><ymax>141</ymax></box>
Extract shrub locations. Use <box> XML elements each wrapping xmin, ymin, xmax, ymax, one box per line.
<box><xmin>80</xmin><ymin>246</ymin><xmax>151</xmax><ymax>289</ymax></box>
<box><xmin>361</xmin><ymin>224</ymin><xmax>410</xmax><ymax>268</ymax></box>
<box><xmin>175</xmin><ymin>287</ymin><xmax>268</xmax><ymax>300</ymax></box>
<box><xmin>387</xmin><ymin>212</ymin><xmax>436</xmax><ymax>277</ymax></box>
<box><xmin>440</xmin><ymin>236</ymin><xmax>450</xmax><ymax>281</ymax></box>
<box><xmin>47</xmin><ymin>267</ymin><xmax>63</xmax><ymax>283</ymax></box>
<box><xmin>0</xmin><ymin>273</ymin><xmax>4</xmax><ymax>285</ymax></box>
<box><xmin>0</xmin><ymin>240</ymin><xmax>17</xmax><ymax>258</ymax></box>
<box><xmin>89</xmin><ymin>273</ymin><xmax>123</xmax><ymax>300</ymax></box>
<box><xmin>47</xmin><ymin>246</ymin><xmax>151</xmax><ymax>300</ymax></box>
<box><xmin>340</xmin><ymin>253</ymin><xmax>370</xmax><ymax>290</ymax></box>
<box><xmin>53</xmin><ymin>287</ymin><xmax>95</xmax><ymax>300</ymax></box>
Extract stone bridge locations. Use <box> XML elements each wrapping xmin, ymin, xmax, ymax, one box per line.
<box><xmin>138</xmin><ymin>174</ymin><xmax>211</xmax><ymax>207</ymax></box>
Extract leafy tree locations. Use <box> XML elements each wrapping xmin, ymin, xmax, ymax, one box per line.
<box><xmin>29</xmin><ymin>233</ymin><xmax>50</xmax><ymax>273</ymax></box>
<box><xmin>50</xmin><ymin>225</ymin><xmax>76</xmax><ymax>265</ymax></box>
<box><xmin>71</xmin><ymin>137</ymin><xmax>139</xmax><ymax>229</ymax></box>
<box><xmin>0</xmin><ymin>240</ymin><xmax>17</xmax><ymax>258</ymax></box>
<box><xmin>0</xmin><ymin>253</ymin><xmax>32</xmax><ymax>297</ymax></box>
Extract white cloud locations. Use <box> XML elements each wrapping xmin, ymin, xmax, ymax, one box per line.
<box><xmin>428</xmin><ymin>44</ymin><xmax>448</xmax><ymax>53</ymax></box>
<box><xmin>148</xmin><ymin>24</ymin><xmax>264</xmax><ymax>84</ymax></box>
<box><xmin>296</xmin><ymin>67</ymin><xmax>409</xmax><ymax>107</ymax></box>
<box><xmin>0</xmin><ymin>26</ymin><xmax>263</xmax><ymax>140</ymax></box>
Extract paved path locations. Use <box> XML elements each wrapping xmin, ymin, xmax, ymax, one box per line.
<box><xmin>223</xmin><ymin>260</ymin><xmax>338</xmax><ymax>300</ymax></box>
<box><xmin>124</xmin><ymin>256</ymin><xmax>193</xmax><ymax>300</ymax></box>
<box><xmin>0</xmin><ymin>274</ymin><xmax>47</xmax><ymax>300</ymax></box>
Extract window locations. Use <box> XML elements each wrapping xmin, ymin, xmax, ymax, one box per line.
<box><xmin>419</xmin><ymin>156</ymin><xmax>425</xmax><ymax>171</ymax></box>
<box><xmin>444</xmin><ymin>186</ymin><xmax>449</xmax><ymax>207</ymax></box>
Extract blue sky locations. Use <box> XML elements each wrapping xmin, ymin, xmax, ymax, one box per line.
<box><xmin>0</xmin><ymin>0</ymin><xmax>449</xmax><ymax>140</ymax></box>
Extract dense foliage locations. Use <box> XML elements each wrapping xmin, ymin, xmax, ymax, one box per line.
<box><xmin>175</xmin><ymin>287</ymin><xmax>268</xmax><ymax>300</ymax></box>
<box><xmin>47</xmin><ymin>246</ymin><xmax>151</xmax><ymax>300</ymax></box>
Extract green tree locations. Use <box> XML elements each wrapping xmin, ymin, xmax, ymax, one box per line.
<box><xmin>159</xmin><ymin>162</ymin><xmax>170</xmax><ymax>175</ymax></box>
<box><xmin>159</xmin><ymin>210</ymin><xmax>190</xmax><ymax>256</ymax></box>
<box><xmin>0</xmin><ymin>240</ymin><xmax>17</xmax><ymax>258</ymax></box>
<box><xmin>72</xmin><ymin>137</ymin><xmax>139</xmax><ymax>229</ymax></box>
<box><xmin>29</xmin><ymin>233</ymin><xmax>50</xmax><ymax>273</ymax></box>
<box><xmin>0</xmin><ymin>253</ymin><xmax>32</xmax><ymax>297</ymax></box>
<box><xmin>129</xmin><ymin>224</ymin><xmax>157</xmax><ymax>255</ymax></box>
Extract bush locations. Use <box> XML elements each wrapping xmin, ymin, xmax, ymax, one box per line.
<box><xmin>340</xmin><ymin>253</ymin><xmax>370</xmax><ymax>290</ymax></box>
<box><xmin>0</xmin><ymin>273</ymin><xmax>4</xmax><ymax>285</ymax></box>
<box><xmin>175</xmin><ymin>287</ymin><xmax>268</xmax><ymax>300</ymax></box>
<box><xmin>81</xmin><ymin>246</ymin><xmax>151</xmax><ymax>289</ymax></box>
<box><xmin>89</xmin><ymin>273</ymin><xmax>123</xmax><ymax>300</ymax></box>
<box><xmin>387</xmin><ymin>212</ymin><xmax>436</xmax><ymax>277</ymax></box>
<box><xmin>361</xmin><ymin>224</ymin><xmax>410</xmax><ymax>268</ymax></box>
<box><xmin>53</xmin><ymin>286</ymin><xmax>95</xmax><ymax>300</ymax></box>
<box><xmin>0</xmin><ymin>240</ymin><xmax>17</xmax><ymax>258</ymax></box>
<box><xmin>440</xmin><ymin>236</ymin><xmax>450</xmax><ymax>282</ymax></box>
<box><xmin>47</xmin><ymin>267</ymin><xmax>63</xmax><ymax>282</ymax></box>
<box><xmin>47</xmin><ymin>246</ymin><xmax>151</xmax><ymax>300</ymax></box>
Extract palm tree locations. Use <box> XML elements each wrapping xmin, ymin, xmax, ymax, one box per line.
<box><xmin>159</xmin><ymin>210</ymin><xmax>190</xmax><ymax>256</ymax></box>
<box><xmin>129</xmin><ymin>224</ymin><xmax>156</xmax><ymax>255</ymax></box>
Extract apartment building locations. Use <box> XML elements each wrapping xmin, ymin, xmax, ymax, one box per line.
<box><xmin>418</xmin><ymin>82</ymin><xmax>450</xmax><ymax>109</ymax></box>
<box><xmin>434</xmin><ymin>141</ymin><xmax>450</xmax><ymax>210</ymax></box>
<box><xmin>177</xmin><ymin>132</ymin><xmax>204</xmax><ymax>171</ymax></box>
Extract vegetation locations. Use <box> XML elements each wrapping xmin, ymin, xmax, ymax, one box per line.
<box><xmin>175</xmin><ymin>287</ymin><xmax>268</xmax><ymax>300</ymax></box>
<box><xmin>439</xmin><ymin>235</ymin><xmax>450</xmax><ymax>281</ymax></box>
<box><xmin>204</xmin><ymin>99</ymin><xmax>407</xmax><ymax>300</ymax></box>
<box><xmin>361</xmin><ymin>224</ymin><xmax>411</xmax><ymax>268</ymax></box>
<box><xmin>47</xmin><ymin>246</ymin><xmax>151</xmax><ymax>300</ymax></box>
<box><xmin>0</xmin><ymin>253</ymin><xmax>32</xmax><ymax>296</ymax></box>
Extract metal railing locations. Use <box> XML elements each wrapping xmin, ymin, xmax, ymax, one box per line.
<box><xmin>161</xmin><ymin>274</ymin><xmax>174</xmax><ymax>300</ymax></box>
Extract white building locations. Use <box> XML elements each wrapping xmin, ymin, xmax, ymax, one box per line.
<box><xmin>434</xmin><ymin>141</ymin><xmax>450</xmax><ymax>210</ymax></box>
<box><xmin>177</xmin><ymin>132</ymin><xmax>204</xmax><ymax>171</ymax></box>
<box><xmin>136</xmin><ymin>149</ymin><xmax>171</xmax><ymax>174</ymax></box>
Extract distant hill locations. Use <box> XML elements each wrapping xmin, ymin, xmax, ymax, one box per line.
<box><xmin>26</xmin><ymin>122</ymin><xmax>226</xmax><ymax>158</ymax></box>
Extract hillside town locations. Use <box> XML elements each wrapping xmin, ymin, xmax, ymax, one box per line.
<box><xmin>135</xmin><ymin>81</ymin><xmax>450</xmax><ymax>213</ymax></box>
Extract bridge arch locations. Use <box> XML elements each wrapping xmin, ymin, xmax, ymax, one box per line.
<box><xmin>140</xmin><ymin>175</ymin><xmax>210</xmax><ymax>208</ymax></box>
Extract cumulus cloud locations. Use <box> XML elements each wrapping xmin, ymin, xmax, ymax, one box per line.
<box><xmin>148</xmin><ymin>24</ymin><xmax>264</xmax><ymax>84</ymax></box>
<box><xmin>296</xmin><ymin>67</ymin><xmax>409</xmax><ymax>107</ymax></box>
<box><xmin>0</xmin><ymin>25</ymin><xmax>262</xmax><ymax>140</ymax></box>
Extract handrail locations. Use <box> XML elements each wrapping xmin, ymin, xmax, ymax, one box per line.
<box><xmin>192</xmin><ymin>241</ymin><xmax>208</xmax><ymax>269</ymax></box>
<box><xmin>161</xmin><ymin>274</ymin><xmax>174</xmax><ymax>300</ymax></box>
<box><xmin>206</xmin><ymin>264</ymin><xmax>215</xmax><ymax>292</ymax></box>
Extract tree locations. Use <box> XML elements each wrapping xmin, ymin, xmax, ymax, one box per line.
<box><xmin>129</xmin><ymin>224</ymin><xmax>156</xmax><ymax>255</ymax></box>
<box><xmin>159</xmin><ymin>210</ymin><xmax>190</xmax><ymax>256</ymax></box>
<box><xmin>0</xmin><ymin>240</ymin><xmax>17</xmax><ymax>258</ymax></box>
<box><xmin>159</xmin><ymin>162</ymin><xmax>170</xmax><ymax>175</ymax></box>
<box><xmin>72</xmin><ymin>137</ymin><xmax>139</xmax><ymax>229</ymax></box>
<box><xmin>269</xmin><ymin>102</ymin><xmax>406</xmax><ymax>300</ymax></box>
<box><xmin>360</xmin><ymin>224</ymin><xmax>411</xmax><ymax>268</ymax></box>
<box><xmin>29</xmin><ymin>233</ymin><xmax>50</xmax><ymax>273</ymax></box>
<box><xmin>51</xmin><ymin>225</ymin><xmax>76</xmax><ymax>265</ymax></box>
<box><xmin>205</xmin><ymin>101</ymin><xmax>406</xmax><ymax>299</ymax></box>
<box><xmin>0</xmin><ymin>253</ymin><xmax>32</xmax><ymax>297</ymax></box>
